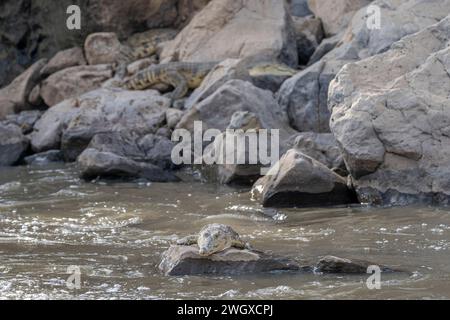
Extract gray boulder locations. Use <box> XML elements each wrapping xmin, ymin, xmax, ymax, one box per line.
<box><xmin>78</xmin><ymin>148</ymin><xmax>179</xmax><ymax>182</ymax></box>
<box><xmin>329</xmin><ymin>16</ymin><xmax>450</xmax><ymax>205</ymax></box>
<box><xmin>0</xmin><ymin>123</ymin><xmax>29</xmax><ymax>166</ymax></box>
<box><xmin>292</xmin><ymin>16</ymin><xmax>323</xmax><ymax>65</ymax></box>
<box><xmin>278</xmin><ymin>0</ymin><xmax>450</xmax><ymax>133</ymax></box>
<box><xmin>5</xmin><ymin>110</ymin><xmax>43</xmax><ymax>134</ymax></box>
<box><xmin>159</xmin><ymin>245</ymin><xmax>301</xmax><ymax>276</ymax></box>
<box><xmin>24</xmin><ymin>150</ymin><xmax>64</xmax><ymax>166</ymax></box>
<box><xmin>252</xmin><ymin>150</ymin><xmax>356</xmax><ymax>208</ymax></box>
<box><xmin>31</xmin><ymin>88</ymin><xmax>170</xmax><ymax>159</ymax></box>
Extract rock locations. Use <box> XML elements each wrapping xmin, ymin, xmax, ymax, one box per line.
<box><xmin>288</xmin><ymin>0</ymin><xmax>312</xmax><ymax>17</ymax></box>
<box><xmin>246</xmin><ymin>60</ymin><xmax>298</xmax><ymax>93</ymax></box>
<box><xmin>0</xmin><ymin>59</ymin><xmax>47</xmax><ymax>119</ymax></box>
<box><xmin>31</xmin><ymin>88</ymin><xmax>170</xmax><ymax>158</ymax></box>
<box><xmin>292</xmin><ymin>16</ymin><xmax>323</xmax><ymax>65</ymax></box>
<box><xmin>39</xmin><ymin>65</ymin><xmax>114</xmax><ymax>107</ymax></box>
<box><xmin>5</xmin><ymin>110</ymin><xmax>43</xmax><ymax>134</ymax></box>
<box><xmin>290</xmin><ymin>132</ymin><xmax>345</xmax><ymax>172</ymax></box>
<box><xmin>160</xmin><ymin>0</ymin><xmax>298</xmax><ymax>68</ymax></box>
<box><xmin>40</xmin><ymin>47</ymin><xmax>87</xmax><ymax>76</ymax></box>
<box><xmin>178</xmin><ymin>80</ymin><xmax>296</xmax><ymax>142</ymax></box>
<box><xmin>0</xmin><ymin>123</ymin><xmax>29</xmax><ymax>166</ymax></box>
<box><xmin>277</xmin><ymin>60</ymin><xmax>341</xmax><ymax>132</ymax></box>
<box><xmin>84</xmin><ymin>33</ymin><xmax>122</xmax><ymax>66</ymax></box>
<box><xmin>78</xmin><ymin>148</ymin><xmax>179</xmax><ymax>182</ymax></box>
<box><xmin>156</xmin><ymin>127</ymin><xmax>173</xmax><ymax>139</ymax></box>
<box><xmin>307</xmin><ymin>0</ymin><xmax>371</xmax><ymax>36</ymax></box>
<box><xmin>252</xmin><ymin>150</ymin><xmax>356</xmax><ymax>208</ymax></box>
<box><xmin>24</xmin><ymin>150</ymin><xmax>63</xmax><ymax>166</ymax></box>
<box><xmin>0</xmin><ymin>0</ymin><xmax>209</xmax><ymax>88</ymax></box>
<box><xmin>28</xmin><ymin>85</ymin><xmax>43</xmax><ymax>106</ymax></box>
<box><xmin>279</xmin><ymin>0</ymin><xmax>450</xmax><ymax>133</ymax></box>
<box><xmin>165</xmin><ymin>108</ymin><xmax>184</xmax><ymax>129</ymax></box>
<box><xmin>329</xmin><ymin>16</ymin><xmax>450</xmax><ymax>205</ymax></box>
<box><xmin>84</xmin><ymin>131</ymin><xmax>176</xmax><ymax>170</ymax></box>
<box><xmin>159</xmin><ymin>245</ymin><xmax>300</xmax><ymax>276</ymax></box>
<box><xmin>308</xmin><ymin>32</ymin><xmax>342</xmax><ymax>65</ymax></box>
<box><xmin>315</xmin><ymin>256</ymin><xmax>396</xmax><ymax>274</ymax></box>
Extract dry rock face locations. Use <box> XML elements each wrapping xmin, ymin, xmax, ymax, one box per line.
<box><xmin>278</xmin><ymin>0</ymin><xmax>450</xmax><ymax>133</ymax></box>
<box><xmin>40</xmin><ymin>65</ymin><xmax>114</xmax><ymax>107</ymax></box>
<box><xmin>329</xmin><ymin>16</ymin><xmax>450</xmax><ymax>205</ymax></box>
<box><xmin>0</xmin><ymin>123</ymin><xmax>29</xmax><ymax>166</ymax></box>
<box><xmin>0</xmin><ymin>59</ymin><xmax>47</xmax><ymax>119</ymax></box>
<box><xmin>307</xmin><ymin>0</ymin><xmax>371</xmax><ymax>36</ymax></box>
<box><xmin>252</xmin><ymin>150</ymin><xmax>356</xmax><ymax>208</ymax></box>
<box><xmin>31</xmin><ymin>88</ymin><xmax>170</xmax><ymax>160</ymax></box>
<box><xmin>40</xmin><ymin>47</ymin><xmax>87</xmax><ymax>77</ymax></box>
<box><xmin>160</xmin><ymin>0</ymin><xmax>298</xmax><ymax>67</ymax></box>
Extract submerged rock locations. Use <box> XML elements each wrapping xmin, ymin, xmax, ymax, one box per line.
<box><xmin>24</xmin><ymin>150</ymin><xmax>64</xmax><ymax>166</ymax></box>
<box><xmin>252</xmin><ymin>150</ymin><xmax>356</xmax><ymax>208</ymax></box>
<box><xmin>159</xmin><ymin>245</ymin><xmax>301</xmax><ymax>276</ymax></box>
<box><xmin>0</xmin><ymin>123</ymin><xmax>29</xmax><ymax>166</ymax></box>
<box><xmin>315</xmin><ymin>256</ymin><xmax>397</xmax><ymax>274</ymax></box>
<box><xmin>78</xmin><ymin>148</ymin><xmax>179</xmax><ymax>182</ymax></box>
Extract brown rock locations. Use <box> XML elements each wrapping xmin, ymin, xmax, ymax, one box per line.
<box><xmin>40</xmin><ymin>47</ymin><xmax>87</xmax><ymax>76</ymax></box>
<box><xmin>40</xmin><ymin>65</ymin><xmax>113</xmax><ymax>106</ymax></box>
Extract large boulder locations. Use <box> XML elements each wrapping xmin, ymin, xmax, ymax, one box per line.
<box><xmin>289</xmin><ymin>132</ymin><xmax>345</xmax><ymax>172</ymax></box>
<box><xmin>159</xmin><ymin>245</ymin><xmax>301</xmax><ymax>276</ymax></box>
<box><xmin>40</xmin><ymin>47</ymin><xmax>87</xmax><ymax>77</ymax></box>
<box><xmin>278</xmin><ymin>0</ymin><xmax>450</xmax><ymax>133</ymax></box>
<box><xmin>40</xmin><ymin>65</ymin><xmax>113</xmax><ymax>107</ymax></box>
<box><xmin>78</xmin><ymin>148</ymin><xmax>179</xmax><ymax>182</ymax></box>
<box><xmin>160</xmin><ymin>0</ymin><xmax>298</xmax><ymax>68</ymax></box>
<box><xmin>307</xmin><ymin>0</ymin><xmax>371</xmax><ymax>36</ymax></box>
<box><xmin>178</xmin><ymin>80</ymin><xmax>296</xmax><ymax>142</ymax></box>
<box><xmin>252</xmin><ymin>150</ymin><xmax>356</xmax><ymax>208</ymax></box>
<box><xmin>31</xmin><ymin>88</ymin><xmax>170</xmax><ymax>159</ymax></box>
<box><xmin>329</xmin><ymin>16</ymin><xmax>450</xmax><ymax>205</ymax></box>
<box><xmin>0</xmin><ymin>123</ymin><xmax>29</xmax><ymax>166</ymax></box>
<box><xmin>0</xmin><ymin>59</ymin><xmax>47</xmax><ymax>119</ymax></box>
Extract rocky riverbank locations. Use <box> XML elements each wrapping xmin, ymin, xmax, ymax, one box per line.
<box><xmin>1</xmin><ymin>0</ymin><xmax>450</xmax><ymax>207</ymax></box>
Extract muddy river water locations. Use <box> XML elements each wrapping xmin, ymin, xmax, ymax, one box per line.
<box><xmin>0</xmin><ymin>164</ymin><xmax>449</xmax><ymax>299</ymax></box>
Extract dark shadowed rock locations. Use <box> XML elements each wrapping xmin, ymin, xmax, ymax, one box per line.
<box><xmin>292</xmin><ymin>16</ymin><xmax>323</xmax><ymax>65</ymax></box>
<box><xmin>24</xmin><ymin>150</ymin><xmax>63</xmax><ymax>166</ymax></box>
<box><xmin>159</xmin><ymin>245</ymin><xmax>301</xmax><ymax>276</ymax></box>
<box><xmin>252</xmin><ymin>150</ymin><xmax>356</xmax><ymax>208</ymax></box>
<box><xmin>0</xmin><ymin>123</ymin><xmax>29</xmax><ymax>166</ymax></box>
<box><xmin>315</xmin><ymin>255</ymin><xmax>397</xmax><ymax>274</ymax></box>
<box><xmin>78</xmin><ymin>148</ymin><xmax>179</xmax><ymax>182</ymax></box>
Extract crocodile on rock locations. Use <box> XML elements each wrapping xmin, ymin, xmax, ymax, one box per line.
<box><xmin>122</xmin><ymin>61</ymin><xmax>220</xmax><ymax>101</ymax></box>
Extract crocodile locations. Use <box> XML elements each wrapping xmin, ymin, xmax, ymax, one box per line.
<box><xmin>122</xmin><ymin>61</ymin><xmax>219</xmax><ymax>101</ymax></box>
<box><xmin>177</xmin><ymin>224</ymin><xmax>250</xmax><ymax>256</ymax></box>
